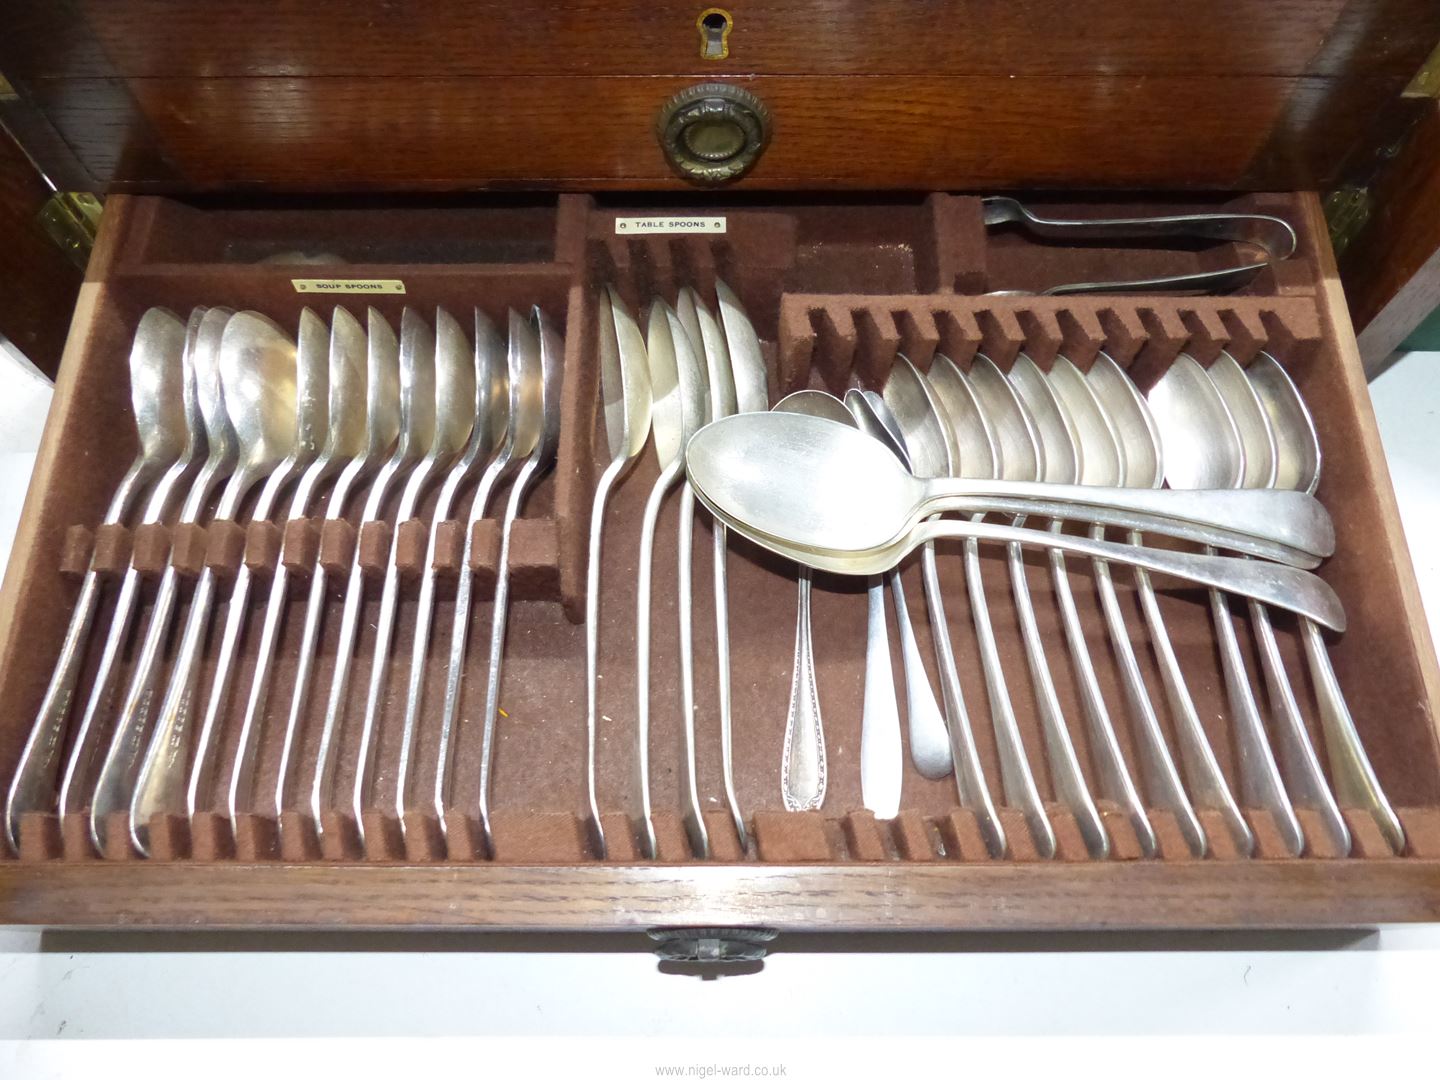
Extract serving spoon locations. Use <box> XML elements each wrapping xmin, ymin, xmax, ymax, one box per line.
<box><xmin>5</xmin><ymin>308</ymin><xmax>191</xmax><ymax>852</ymax></box>
<box><xmin>351</xmin><ymin>308</ymin><xmax>474</xmax><ymax>851</ymax></box>
<box><xmin>891</xmin><ymin>357</ymin><xmax>1055</xmax><ymax>857</ymax></box>
<box><xmin>92</xmin><ymin>310</ymin><xmax>294</xmax><ymax>855</ymax></box>
<box><xmin>686</xmin><ymin>412</ymin><xmax>1331</xmax><ymax>565</ymax></box>
<box><xmin>225</xmin><ymin>306</ymin><xmax>368</xmax><ymax>831</ymax></box>
<box><xmin>1246</xmin><ymin>352</ymin><xmax>1404</xmax><ymax>853</ymax></box>
<box><xmin>394</xmin><ymin>311</ymin><xmax>507</xmax><ymax>837</ymax></box>
<box><xmin>310</xmin><ymin>307</ymin><xmax>435</xmax><ymax>845</ymax></box>
<box><xmin>127</xmin><ymin>308</ymin><xmax>324</xmax><ymax>855</ymax></box>
<box><xmin>581</xmin><ymin>288</ymin><xmax>651</xmax><ymax>859</ymax></box>
<box><xmin>635</xmin><ymin>301</ymin><xmax>709</xmax><ymax>857</ymax></box>
<box><xmin>1149</xmin><ymin>354</ymin><xmax>1304</xmax><ymax>857</ymax></box>
<box><xmin>272</xmin><ymin>309</ymin><xmax>399</xmax><ymax>832</ymax></box>
<box><xmin>476</xmin><ymin>307</ymin><xmax>563</xmax><ymax>858</ymax></box>
<box><xmin>1086</xmin><ymin>353</ymin><xmax>1244</xmax><ymax>856</ymax></box>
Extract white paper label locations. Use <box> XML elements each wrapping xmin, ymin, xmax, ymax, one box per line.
<box><xmin>292</xmin><ymin>278</ymin><xmax>406</xmax><ymax>294</ymax></box>
<box><xmin>614</xmin><ymin>216</ymin><xmax>727</xmax><ymax>235</ymax></box>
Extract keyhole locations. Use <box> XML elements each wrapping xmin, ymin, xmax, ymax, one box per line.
<box><xmin>697</xmin><ymin>8</ymin><xmax>733</xmax><ymax>61</ymax></box>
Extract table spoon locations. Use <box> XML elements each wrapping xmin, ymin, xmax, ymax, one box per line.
<box><xmin>226</xmin><ymin>306</ymin><xmax>368</xmax><ymax>831</ymax></box>
<box><xmin>311</xmin><ymin>307</ymin><xmax>435</xmax><ymax>844</ymax></box>
<box><xmin>636</xmin><ymin>301</ymin><xmax>709</xmax><ymax>856</ymax></box>
<box><xmin>394</xmin><ymin>311</ymin><xmax>507</xmax><ymax>837</ymax></box>
<box><xmin>686</xmin><ymin>412</ymin><xmax>1332</xmax><ymax>564</ymax></box>
<box><xmin>1247</xmin><ymin>351</ymin><xmax>1404</xmax><ymax>853</ymax></box>
<box><xmin>272</xmin><ymin>309</ymin><xmax>399</xmax><ymax>832</ymax></box>
<box><xmin>476</xmin><ymin>307</ymin><xmax>563</xmax><ymax>857</ymax></box>
<box><xmin>581</xmin><ymin>288</ymin><xmax>651</xmax><ymax>859</ymax></box>
<box><xmin>6</xmin><ymin>307</ymin><xmax>192</xmax><ymax>852</ymax></box>
<box><xmin>352</xmin><ymin>308</ymin><xmax>474</xmax><ymax>850</ymax></box>
<box><xmin>92</xmin><ymin>309</ymin><xmax>294</xmax><ymax>855</ymax></box>
<box><xmin>1087</xmin><ymin>353</ymin><xmax>1246</xmax><ymax>856</ymax></box>
<box><xmin>1149</xmin><ymin>354</ymin><xmax>1304</xmax><ymax>857</ymax></box>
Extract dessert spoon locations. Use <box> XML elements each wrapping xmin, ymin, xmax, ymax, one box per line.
<box><xmin>476</xmin><ymin>307</ymin><xmax>562</xmax><ymax>857</ymax></box>
<box><xmin>5</xmin><ymin>307</ymin><xmax>191</xmax><ymax>852</ymax></box>
<box><xmin>1246</xmin><ymin>351</ymin><xmax>1404</xmax><ymax>853</ymax></box>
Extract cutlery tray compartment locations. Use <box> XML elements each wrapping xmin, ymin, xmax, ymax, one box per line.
<box><xmin>2</xmin><ymin>190</ymin><xmax>1440</xmax><ymax>930</ymax></box>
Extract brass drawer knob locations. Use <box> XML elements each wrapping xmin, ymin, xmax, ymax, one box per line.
<box><xmin>656</xmin><ymin>82</ymin><xmax>771</xmax><ymax>185</ymax></box>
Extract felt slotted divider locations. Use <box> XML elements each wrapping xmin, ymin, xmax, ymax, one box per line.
<box><xmin>3</xmin><ymin>189</ymin><xmax>1440</xmax><ymax>897</ymax></box>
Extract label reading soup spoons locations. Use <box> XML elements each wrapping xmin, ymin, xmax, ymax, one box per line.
<box><xmin>292</xmin><ymin>279</ymin><xmax>406</xmax><ymax>295</ymax></box>
<box><xmin>615</xmin><ymin>216</ymin><xmax>726</xmax><ymax>235</ymax></box>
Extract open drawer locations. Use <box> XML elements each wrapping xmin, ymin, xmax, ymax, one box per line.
<box><xmin>1</xmin><ymin>190</ymin><xmax>1438</xmax><ymax>933</ymax></box>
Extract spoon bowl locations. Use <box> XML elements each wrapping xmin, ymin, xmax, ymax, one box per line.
<box><xmin>218</xmin><ymin>312</ymin><xmax>300</xmax><ymax>475</ymax></box>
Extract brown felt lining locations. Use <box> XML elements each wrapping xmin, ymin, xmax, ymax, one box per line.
<box><xmin>0</xmin><ymin>191</ymin><xmax>1436</xmax><ymax>870</ymax></box>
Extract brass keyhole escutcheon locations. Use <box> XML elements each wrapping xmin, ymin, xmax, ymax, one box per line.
<box><xmin>655</xmin><ymin>82</ymin><xmax>771</xmax><ymax>185</ymax></box>
<box><xmin>697</xmin><ymin>8</ymin><xmax>733</xmax><ymax>60</ymax></box>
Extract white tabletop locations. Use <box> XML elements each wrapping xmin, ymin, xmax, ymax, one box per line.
<box><xmin>2</xmin><ymin>344</ymin><xmax>1438</xmax><ymax>1071</ymax></box>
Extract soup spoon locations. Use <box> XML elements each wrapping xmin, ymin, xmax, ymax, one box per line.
<box><xmin>848</xmin><ymin>390</ymin><xmax>1003</xmax><ymax>848</ymax></box>
<box><xmin>393</xmin><ymin>311</ymin><xmax>507</xmax><ymax>838</ymax></box>
<box><xmin>1086</xmin><ymin>354</ymin><xmax>1245</xmax><ymax>856</ymax></box>
<box><xmin>127</xmin><ymin>308</ymin><xmax>322</xmax><ymax>854</ymax></box>
<box><xmin>272</xmin><ymin>309</ymin><xmax>399</xmax><ymax>831</ymax></box>
<box><xmin>431</xmin><ymin>315</ymin><xmax>527</xmax><ymax>838</ymax></box>
<box><xmin>225</xmin><ymin>306</ymin><xmax>367</xmax><ymax>831</ymax></box>
<box><xmin>581</xmin><ymin>288</ymin><xmax>651</xmax><ymax>859</ymax></box>
<box><xmin>636</xmin><ymin>301</ymin><xmax>709</xmax><ymax>856</ymax></box>
<box><xmin>311</xmin><ymin>307</ymin><xmax>434</xmax><ymax>844</ymax></box>
<box><xmin>686</xmin><ymin>412</ymin><xmax>1331</xmax><ymax>565</ymax></box>
<box><xmin>889</xmin><ymin>358</ymin><xmax>1055</xmax><ymax>856</ymax></box>
<box><xmin>1149</xmin><ymin>354</ymin><xmax>1304</xmax><ymax>857</ymax></box>
<box><xmin>476</xmin><ymin>307</ymin><xmax>563</xmax><ymax>858</ymax></box>
<box><xmin>6</xmin><ymin>307</ymin><xmax>191</xmax><ymax>852</ymax></box>
<box><xmin>92</xmin><ymin>310</ymin><xmax>294</xmax><ymax>854</ymax></box>
<box><xmin>351</xmin><ymin>308</ymin><xmax>474</xmax><ymax>850</ymax></box>
<box><xmin>1246</xmin><ymin>352</ymin><xmax>1404</xmax><ymax>853</ymax></box>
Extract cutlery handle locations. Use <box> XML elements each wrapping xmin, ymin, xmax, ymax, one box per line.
<box><xmin>860</xmin><ymin>574</ymin><xmax>902</xmax><ymax>820</ymax></box>
<box><xmin>582</xmin><ymin>458</ymin><xmax>625</xmax><ymax>860</ymax></box>
<box><xmin>394</xmin><ymin>555</ymin><xmax>440</xmax><ymax>827</ymax></box>
<box><xmin>958</xmin><ymin>533</ymin><xmax>1056</xmax><ymax>858</ymax></box>
<box><xmin>229</xmin><ymin>562</ymin><xmax>291</xmax><ymax>824</ymax></box>
<box><xmin>922</xmin><ymin>480</ymin><xmax>1331</xmax><ymax>561</ymax></box>
<box><xmin>781</xmin><ymin>567</ymin><xmax>826</xmax><ymax>811</ymax></box>
<box><xmin>1204</xmin><ymin>553</ymin><xmax>1303</xmax><ymax>856</ymax></box>
<box><xmin>916</xmin><ymin>543</ymin><xmax>1005</xmax><ymax>857</ymax></box>
<box><xmin>888</xmin><ymin>571</ymin><xmax>949</xmax><ymax>781</ymax></box>
<box><xmin>982</xmin><ymin>196</ymin><xmax>1296</xmax><ymax>252</ymax></box>
<box><xmin>310</xmin><ymin>559</ymin><xmax>368</xmax><ymax>838</ymax></box>
<box><xmin>714</xmin><ymin>521</ymin><xmax>747</xmax><ymax>851</ymax></box>
<box><xmin>477</xmin><ymin>459</ymin><xmax>548</xmax><ymax>858</ymax></box>
<box><xmin>1008</xmin><ymin>529</ymin><xmax>1106</xmax><ymax>858</ymax></box>
<box><xmin>1300</xmin><ymin>616</ymin><xmax>1405</xmax><ymax>854</ymax></box>
<box><xmin>5</xmin><ymin>567</ymin><xmax>105</xmax><ymax>852</ymax></box>
<box><xmin>635</xmin><ymin>461</ymin><xmax>683</xmax><ymax>855</ymax></box>
<box><xmin>1050</xmin><ymin>534</ymin><xmax>1155</xmax><ymax>857</ymax></box>
<box><xmin>350</xmin><ymin>556</ymin><xmax>405</xmax><ymax>849</ymax></box>
<box><xmin>677</xmin><ymin>484</ymin><xmax>710</xmax><ymax>857</ymax></box>
<box><xmin>272</xmin><ymin>567</ymin><xmax>329</xmax><ymax>822</ymax></box>
<box><xmin>907</xmin><ymin>518</ymin><xmax>1344</xmax><ymax>630</ymax></box>
<box><xmin>88</xmin><ymin>565</ymin><xmax>186</xmax><ymax>854</ymax></box>
<box><xmin>1248</xmin><ymin>599</ymin><xmax>1349</xmax><ymax>854</ymax></box>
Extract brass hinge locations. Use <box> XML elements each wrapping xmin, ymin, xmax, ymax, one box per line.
<box><xmin>1323</xmin><ymin>185</ymin><xmax>1373</xmax><ymax>258</ymax></box>
<box><xmin>1404</xmin><ymin>39</ymin><xmax>1440</xmax><ymax>98</ymax></box>
<box><xmin>37</xmin><ymin>192</ymin><xmax>103</xmax><ymax>270</ymax></box>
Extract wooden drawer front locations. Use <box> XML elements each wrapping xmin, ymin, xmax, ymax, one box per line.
<box><xmin>1</xmin><ymin>191</ymin><xmax>1439</xmax><ymax>931</ymax></box>
<box><xmin>1</xmin><ymin>2</ymin><xmax>1438</xmax><ymax>192</ymax></box>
